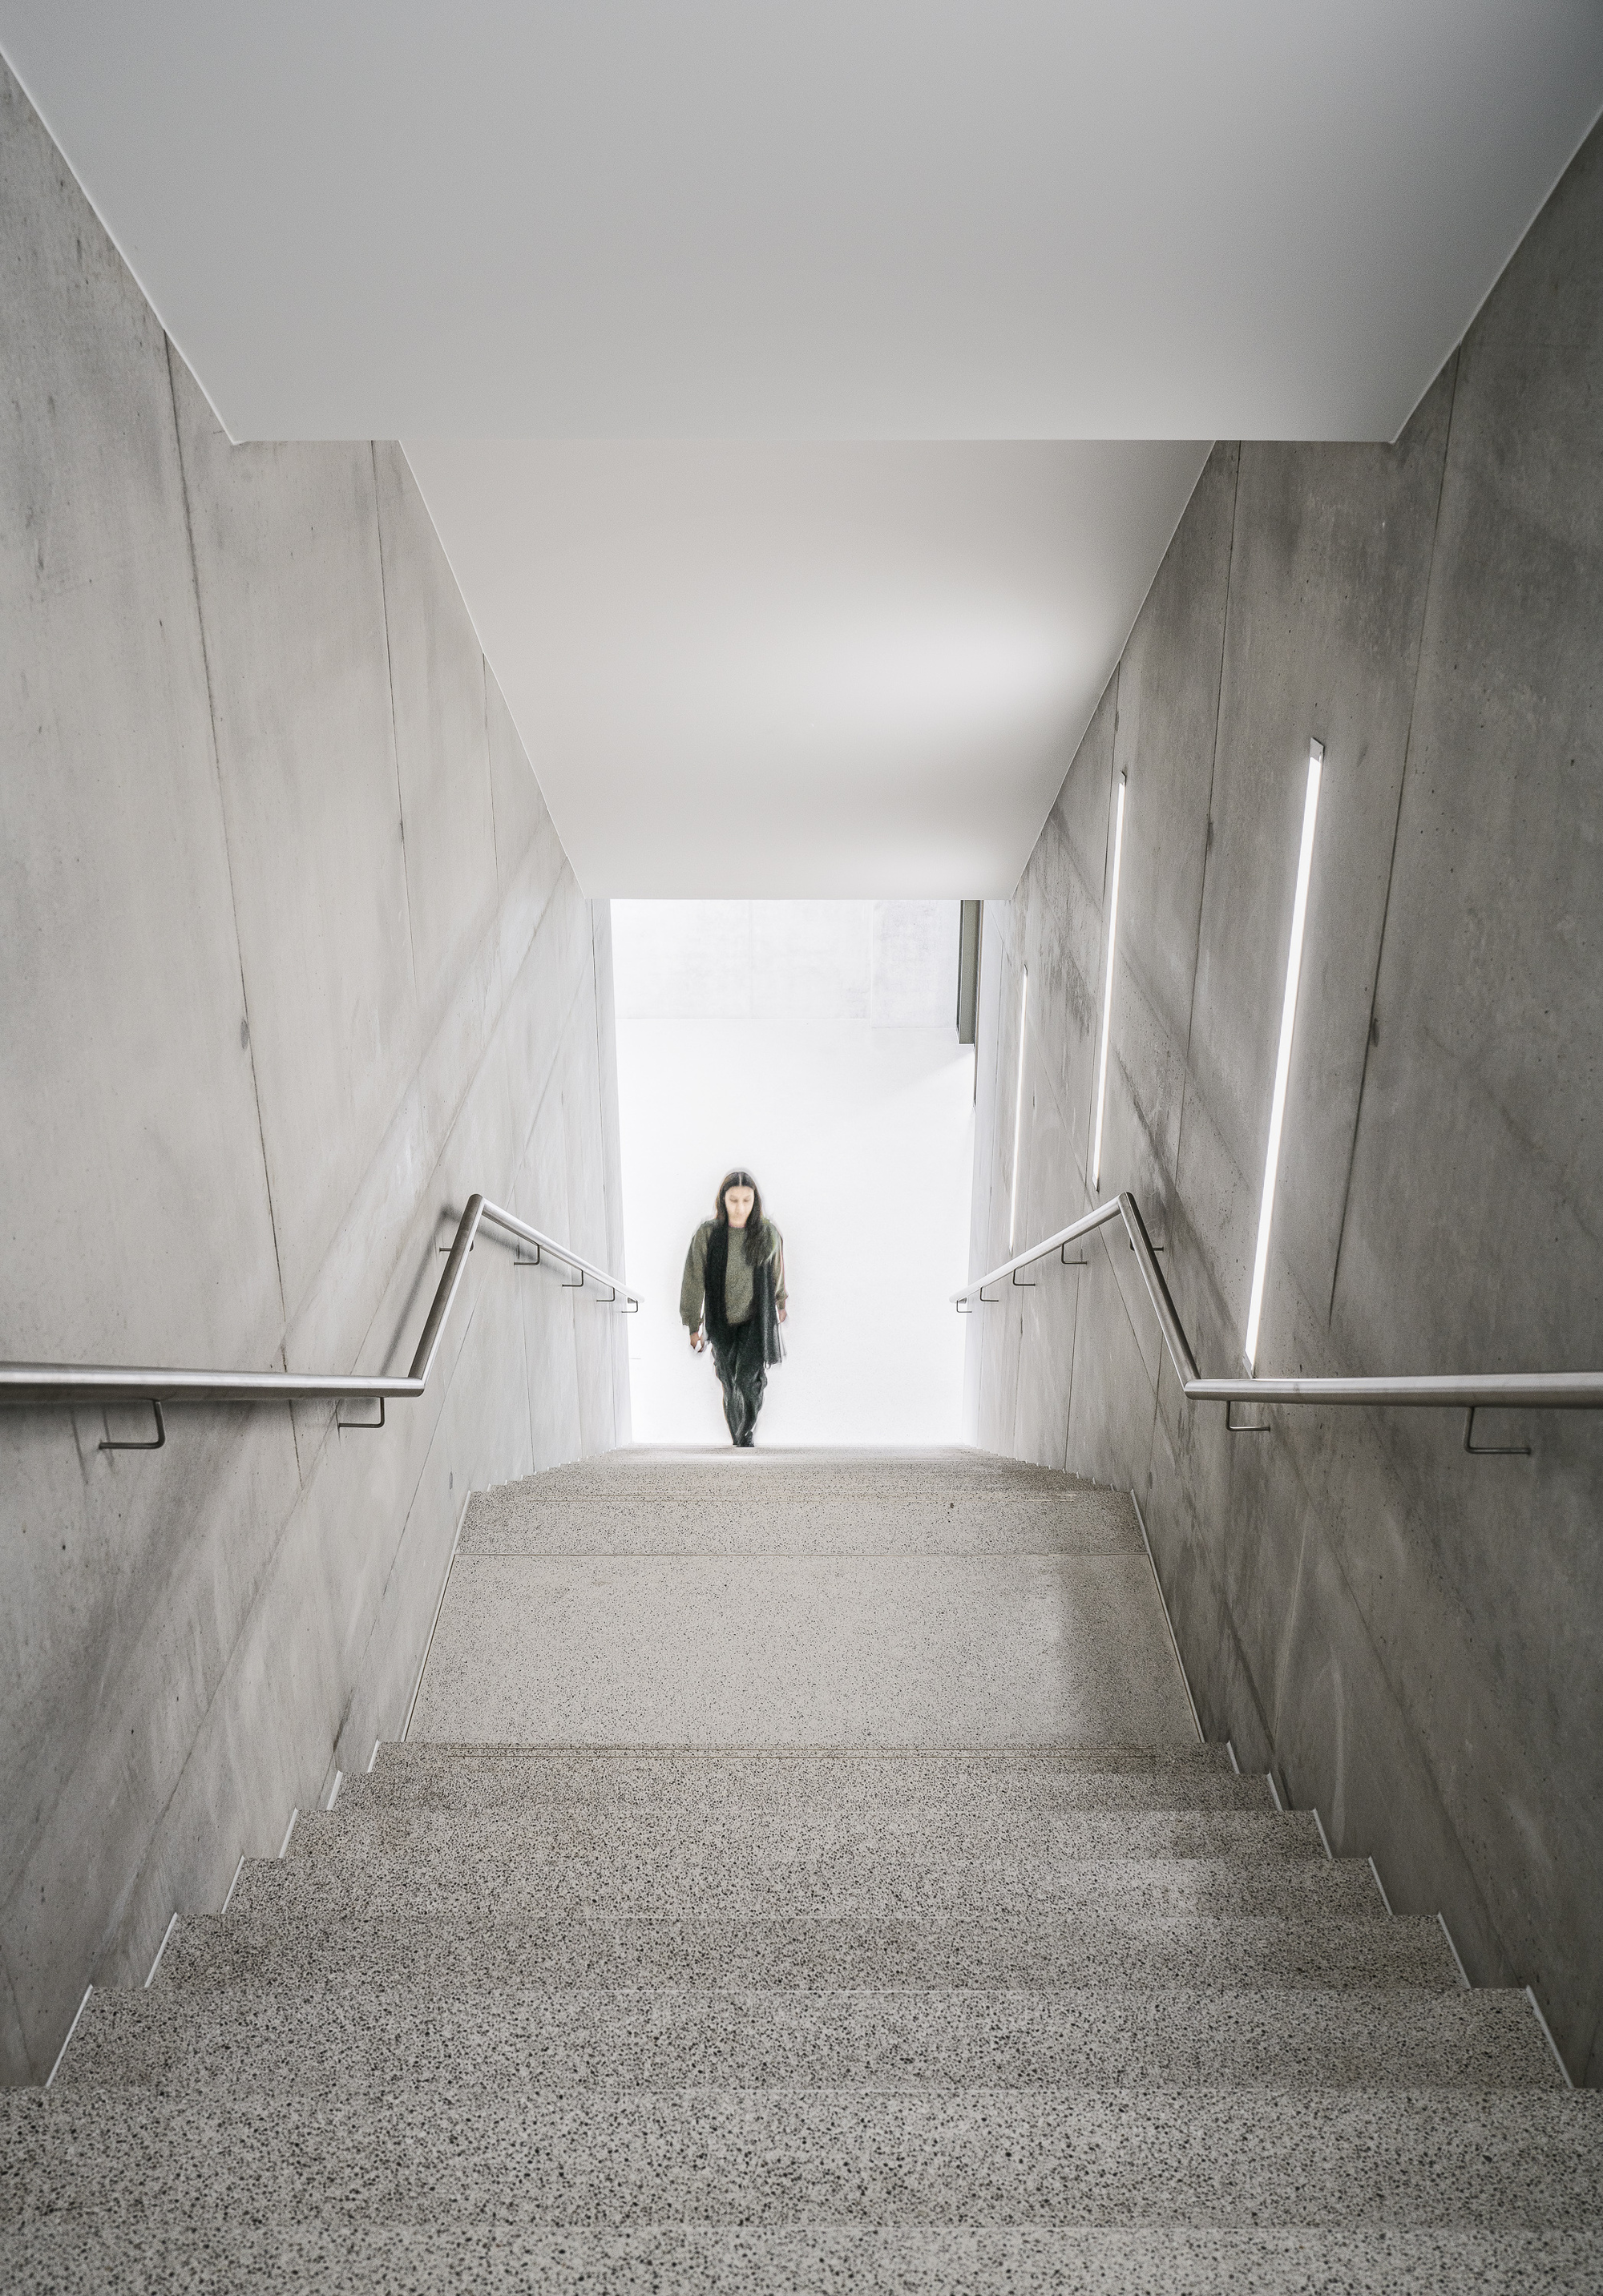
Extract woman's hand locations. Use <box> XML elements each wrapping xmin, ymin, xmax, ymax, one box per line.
<box><xmin>778</xmin><ymin>1308</ymin><xmax>787</xmax><ymax>1324</ymax></box>
<box><xmin>688</xmin><ymin>1327</ymin><xmax>705</xmax><ymax>1352</ymax></box>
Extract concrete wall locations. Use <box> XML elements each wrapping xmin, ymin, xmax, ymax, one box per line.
<box><xmin>966</xmin><ymin>120</ymin><xmax>1603</xmax><ymax>2084</ymax></box>
<box><xmin>0</xmin><ymin>63</ymin><xmax>628</xmax><ymax>2085</ymax></box>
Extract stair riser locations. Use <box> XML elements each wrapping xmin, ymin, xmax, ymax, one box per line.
<box><xmin>232</xmin><ymin>1870</ymin><xmax>1372</xmax><ymax>1927</ymax></box>
<box><xmin>7</xmin><ymin>2224</ymin><xmax>1599</xmax><ymax>2296</ymax></box>
<box><xmin>61</xmin><ymin>1988</ymin><xmax>1561</xmax><ymax>2094</ymax></box>
<box><xmin>368</xmin><ymin>1745</ymin><xmax>1239</xmax><ymax>1782</ymax></box>
<box><xmin>462</xmin><ymin>1495</ymin><xmax>1143</xmax><ymax>1557</ymax></box>
<box><xmin>246</xmin><ymin>1857</ymin><xmax>1382</xmax><ymax>1923</ymax></box>
<box><xmin>292</xmin><ymin>1814</ymin><xmax>1313</xmax><ymax>1871</ymax></box>
<box><xmin>7</xmin><ymin>2089</ymin><xmax>1600</xmax><ymax>2227</ymax></box>
<box><xmin>158</xmin><ymin>1915</ymin><xmax>1463</xmax><ymax>1994</ymax></box>
<box><xmin>338</xmin><ymin>1773</ymin><xmax>1269</xmax><ymax>1818</ymax></box>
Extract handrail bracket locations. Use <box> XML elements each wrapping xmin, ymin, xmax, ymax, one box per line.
<box><xmin>1463</xmin><ymin>1406</ymin><xmax>1531</xmax><ymax>1459</ymax></box>
<box><xmin>100</xmin><ymin>1401</ymin><xmax>165</xmax><ymax>1453</ymax></box>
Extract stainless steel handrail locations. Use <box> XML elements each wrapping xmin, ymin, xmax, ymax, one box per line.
<box><xmin>953</xmin><ymin>1193</ymin><xmax>1603</xmax><ymax>1425</ymax></box>
<box><xmin>0</xmin><ymin>1196</ymin><xmax>639</xmax><ymax>1414</ymax></box>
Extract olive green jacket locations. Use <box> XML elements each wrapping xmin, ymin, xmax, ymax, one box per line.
<box><xmin>680</xmin><ymin>1217</ymin><xmax>787</xmax><ymax>1330</ymax></box>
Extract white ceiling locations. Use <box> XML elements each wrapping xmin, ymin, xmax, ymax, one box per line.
<box><xmin>5</xmin><ymin>2</ymin><xmax>1600</xmax><ymax>442</ymax></box>
<box><xmin>406</xmin><ymin>439</ymin><xmax>1208</xmax><ymax>894</ymax></box>
<box><xmin>4</xmin><ymin>4</ymin><xmax>1600</xmax><ymax>892</ymax></box>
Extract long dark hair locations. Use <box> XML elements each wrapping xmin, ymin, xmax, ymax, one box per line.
<box><xmin>714</xmin><ymin>1169</ymin><xmax>769</xmax><ymax>1266</ymax></box>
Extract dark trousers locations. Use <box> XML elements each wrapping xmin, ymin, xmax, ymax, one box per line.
<box><xmin>712</xmin><ymin>1319</ymin><xmax>767</xmax><ymax>1447</ymax></box>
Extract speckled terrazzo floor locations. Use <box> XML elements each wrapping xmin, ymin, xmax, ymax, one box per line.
<box><xmin>22</xmin><ymin>1447</ymin><xmax>1595</xmax><ymax>2290</ymax></box>
<box><xmin>412</xmin><ymin>1450</ymin><xmax>1197</xmax><ymax>1746</ymax></box>
<box><xmin>6</xmin><ymin>2226</ymin><xmax>1602</xmax><ymax>2295</ymax></box>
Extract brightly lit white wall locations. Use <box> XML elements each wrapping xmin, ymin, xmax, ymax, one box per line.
<box><xmin>613</xmin><ymin>901</ymin><xmax>973</xmax><ymax>1447</ymax></box>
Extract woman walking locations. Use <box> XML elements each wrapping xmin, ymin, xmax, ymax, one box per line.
<box><xmin>680</xmin><ymin>1170</ymin><xmax>787</xmax><ymax>1447</ymax></box>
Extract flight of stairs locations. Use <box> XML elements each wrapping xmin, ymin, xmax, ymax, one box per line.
<box><xmin>5</xmin><ymin>1449</ymin><xmax>1598</xmax><ymax>2289</ymax></box>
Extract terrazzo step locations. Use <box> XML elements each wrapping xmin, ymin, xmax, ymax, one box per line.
<box><xmin>311</xmin><ymin>1784</ymin><xmax>1283</xmax><ymax>1866</ymax></box>
<box><xmin>8</xmin><ymin>2224</ymin><xmax>1599</xmax><ymax>2296</ymax></box>
<box><xmin>460</xmin><ymin>1487</ymin><xmax>1145</xmax><ymax>1556</ymax></box>
<box><xmin>244</xmin><ymin>1834</ymin><xmax>1330</xmax><ymax>1929</ymax></box>
<box><xmin>59</xmin><ymin>1983</ymin><xmax>1563</xmax><ymax>2096</ymax></box>
<box><xmin>237</xmin><ymin>1850</ymin><xmax>1387</xmax><ymax>1924</ymax></box>
<box><xmin>345</xmin><ymin>1748</ymin><xmax>1249</xmax><ymax>1818</ymax></box>
<box><xmin>299</xmin><ymin>1791</ymin><xmax>1295</xmax><ymax>1862</ymax></box>
<box><xmin>410</xmin><ymin>1552</ymin><xmax>1198</xmax><ymax>1749</ymax></box>
<box><xmin>361</xmin><ymin>1741</ymin><xmax>1239</xmax><ymax>1792</ymax></box>
<box><xmin>159</xmin><ymin>1910</ymin><xmax>1463</xmax><ymax>1994</ymax></box>
<box><xmin>7</xmin><ymin>2087</ymin><xmax>1601</xmax><ymax>2227</ymax></box>
<box><xmin>503</xmin><ymin>1442</ymin><xmax>1074</xmax><ymax>1479</ymax></box>
<box><xmin>511</xmin><ymin>1448</ymin><xmax>1084</xmax><ymax>1493</ymax></box>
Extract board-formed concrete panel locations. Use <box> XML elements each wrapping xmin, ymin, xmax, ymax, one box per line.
<box><xmin>370</xmin><ymin>442</ymin><xmax>500</xmax><ymax>1033</ymax></box>
<box><xmin>168</xmin><ymin>363</ymin><xmax>414</xmax><ymax>1318</ymax></box>
<box><xmin>966</xmin><ymin>118</ymin><xmax>1603</xmax><ymax>2085</ymax></box>
<box><xmin>0</xmin><ymin>59</ymin><xmax>628</xmax><ymax>2086</ymax></box>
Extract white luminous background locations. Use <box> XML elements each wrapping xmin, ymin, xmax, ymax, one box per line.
<box><xmin>612</xmin><ymin>901</ymin><xmax>974</xmax><ymax>1447</ymax></box>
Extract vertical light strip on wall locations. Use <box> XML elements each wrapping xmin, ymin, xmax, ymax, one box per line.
<box><xmin>1091</xmin><ymin>774</ymin><xmax>1128</xmax><ymax>1188</ymax></box>
<box><xmin>1244</xmin><ymin>739</ymin><xmax>1324</xmax><ymax>1370</ymax></box>
<box><xmin>1007</xmin><ymin>966</ymin><xmax>1029</xmax><ymax>1249</ymax></box>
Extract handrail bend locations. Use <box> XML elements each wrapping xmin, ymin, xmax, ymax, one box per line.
<box><xmin>0</xmin><ymin>1196</ymin><xmax>639</xmax><ymax>1413</ymax></box>
<box><xmin>954</xmin><ymin>1193</ymin><xmax>1603</xmax><ymax>1423</ymax></box>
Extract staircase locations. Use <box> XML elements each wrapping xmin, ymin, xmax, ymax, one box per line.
<box><xmin>6</xmin><ymin>1448</ymin><xmax>1599</xmax><ymax>2289</ymax></box>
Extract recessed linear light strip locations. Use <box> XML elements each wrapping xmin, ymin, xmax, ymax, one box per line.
<box><xmin>1091</xmin><ymin>774</ymin><xmax>1128</xmax><ymax>1189</ymax></box>
<box><xmin>1008</xmin><ymin>966</ymin><xmax>1029</xmax><ymax>1249</ymax></box>
<box><xmin>1244</xmin><ymin>739</ymin><xmax>1324</xmax><ymax>1371</ymax></box>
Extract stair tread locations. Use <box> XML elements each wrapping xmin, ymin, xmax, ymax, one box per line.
<box><xmin>369</xmin><ymin>1742</ymin><xmax>1238</xmax><ymax>1774</ymax></box>
<box><xmin>234</xmin><ymin>1862</ymin><xmax>1367</xmax><ymax>1931</ymax></box>
<box><xmin>159</xmin><ymin>1908</ymin><xmax>1462</xmax><ymax>1992</ymax></box>
<box><xmin>341</xmin><ymin>1761</ymin><xmax>1262</xmax><ymax>1817</ymax></box>
<box><xmin>462</xmin><ymin>1488</ymin><xmax>1147</xmax><ymax>1557</ymax></box>
<box><xmin>60</xmin><ymin>1983</ymin><xmax>1562</xmax><ymax>2093</ymax></box>
<box><xmin>6</xmin><ymin>2223</ymin><xmax>1601</xmax><ymax>2296</ymax></box>
<box><xmin>296</xmin><ymin>1804</ymin><xmax>1310</xmax><ymax>1858</ymax></box>
<box><xmin>8</xmin><ymin>2088</ymin><xmax>1601</xmax><ymax>2227</ymax></box>
<box><xmin>249</xmin><ymin>1851</ymin><xmax>1385</xmax><ymax>1923</ymax></box>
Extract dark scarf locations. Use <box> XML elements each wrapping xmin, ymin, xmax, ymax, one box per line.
<box><xmin>704</xmin><ymin>1219</ymin><xmax>785</xmax><ymax>1366</ymax></box>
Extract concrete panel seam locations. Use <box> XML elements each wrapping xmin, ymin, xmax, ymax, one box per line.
<box><xmin>480</xmin><ymin>653</ymin><xmax>501</xmax><ymax>884</ymax></box>
<box><xmin>1325</xmin><ymin>350</ymin><xmax>1460</xmax><ymax>1326</ymax></box>
<box><xmin>402</xmin><ymin>1487</ymin><xmax>474</xmax><ymax>1741</ymax></box>
<box><xmin>163</xmin><ymin>333</ymin><xmax>288</xmax><ymax>1334</ymax></box>
<box><xmin>1524</xmin><ymin>1984</ymin><xmax>1575</xmax><ymax>2088</ymax></box>
<box><xmin>1177</xmin><ymin>443</ymin><xmax>1242</xmax><ymax>1083</ymax></box>
<box><xmin>43</xmin><ymin>1987</ymin><xmax>92</xmax><ymax>2090</ymax></box>
<box><xmin>369</xmin><ymin>438</ymin><xmax>421</xmax><ymax>996</ymax></box>
<box><xmin>511</xmin><ymin>959</ymin><xmax>603</xmax><ymax>1177</ymax></box>
<box><xmin>1101</xmin><ymin>665</ymin><xmax>1120</xmax><ymax>906</ymax></box>
<box><xmin>143</xmin><ymin>1913</ymin><xmax>179</xmax><ymax>1988</ymax></box>
<box><xmin>1129</xmin><ymin>1486</ymin><xmax>1204</xmax><ymax>1743</ymax></box>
